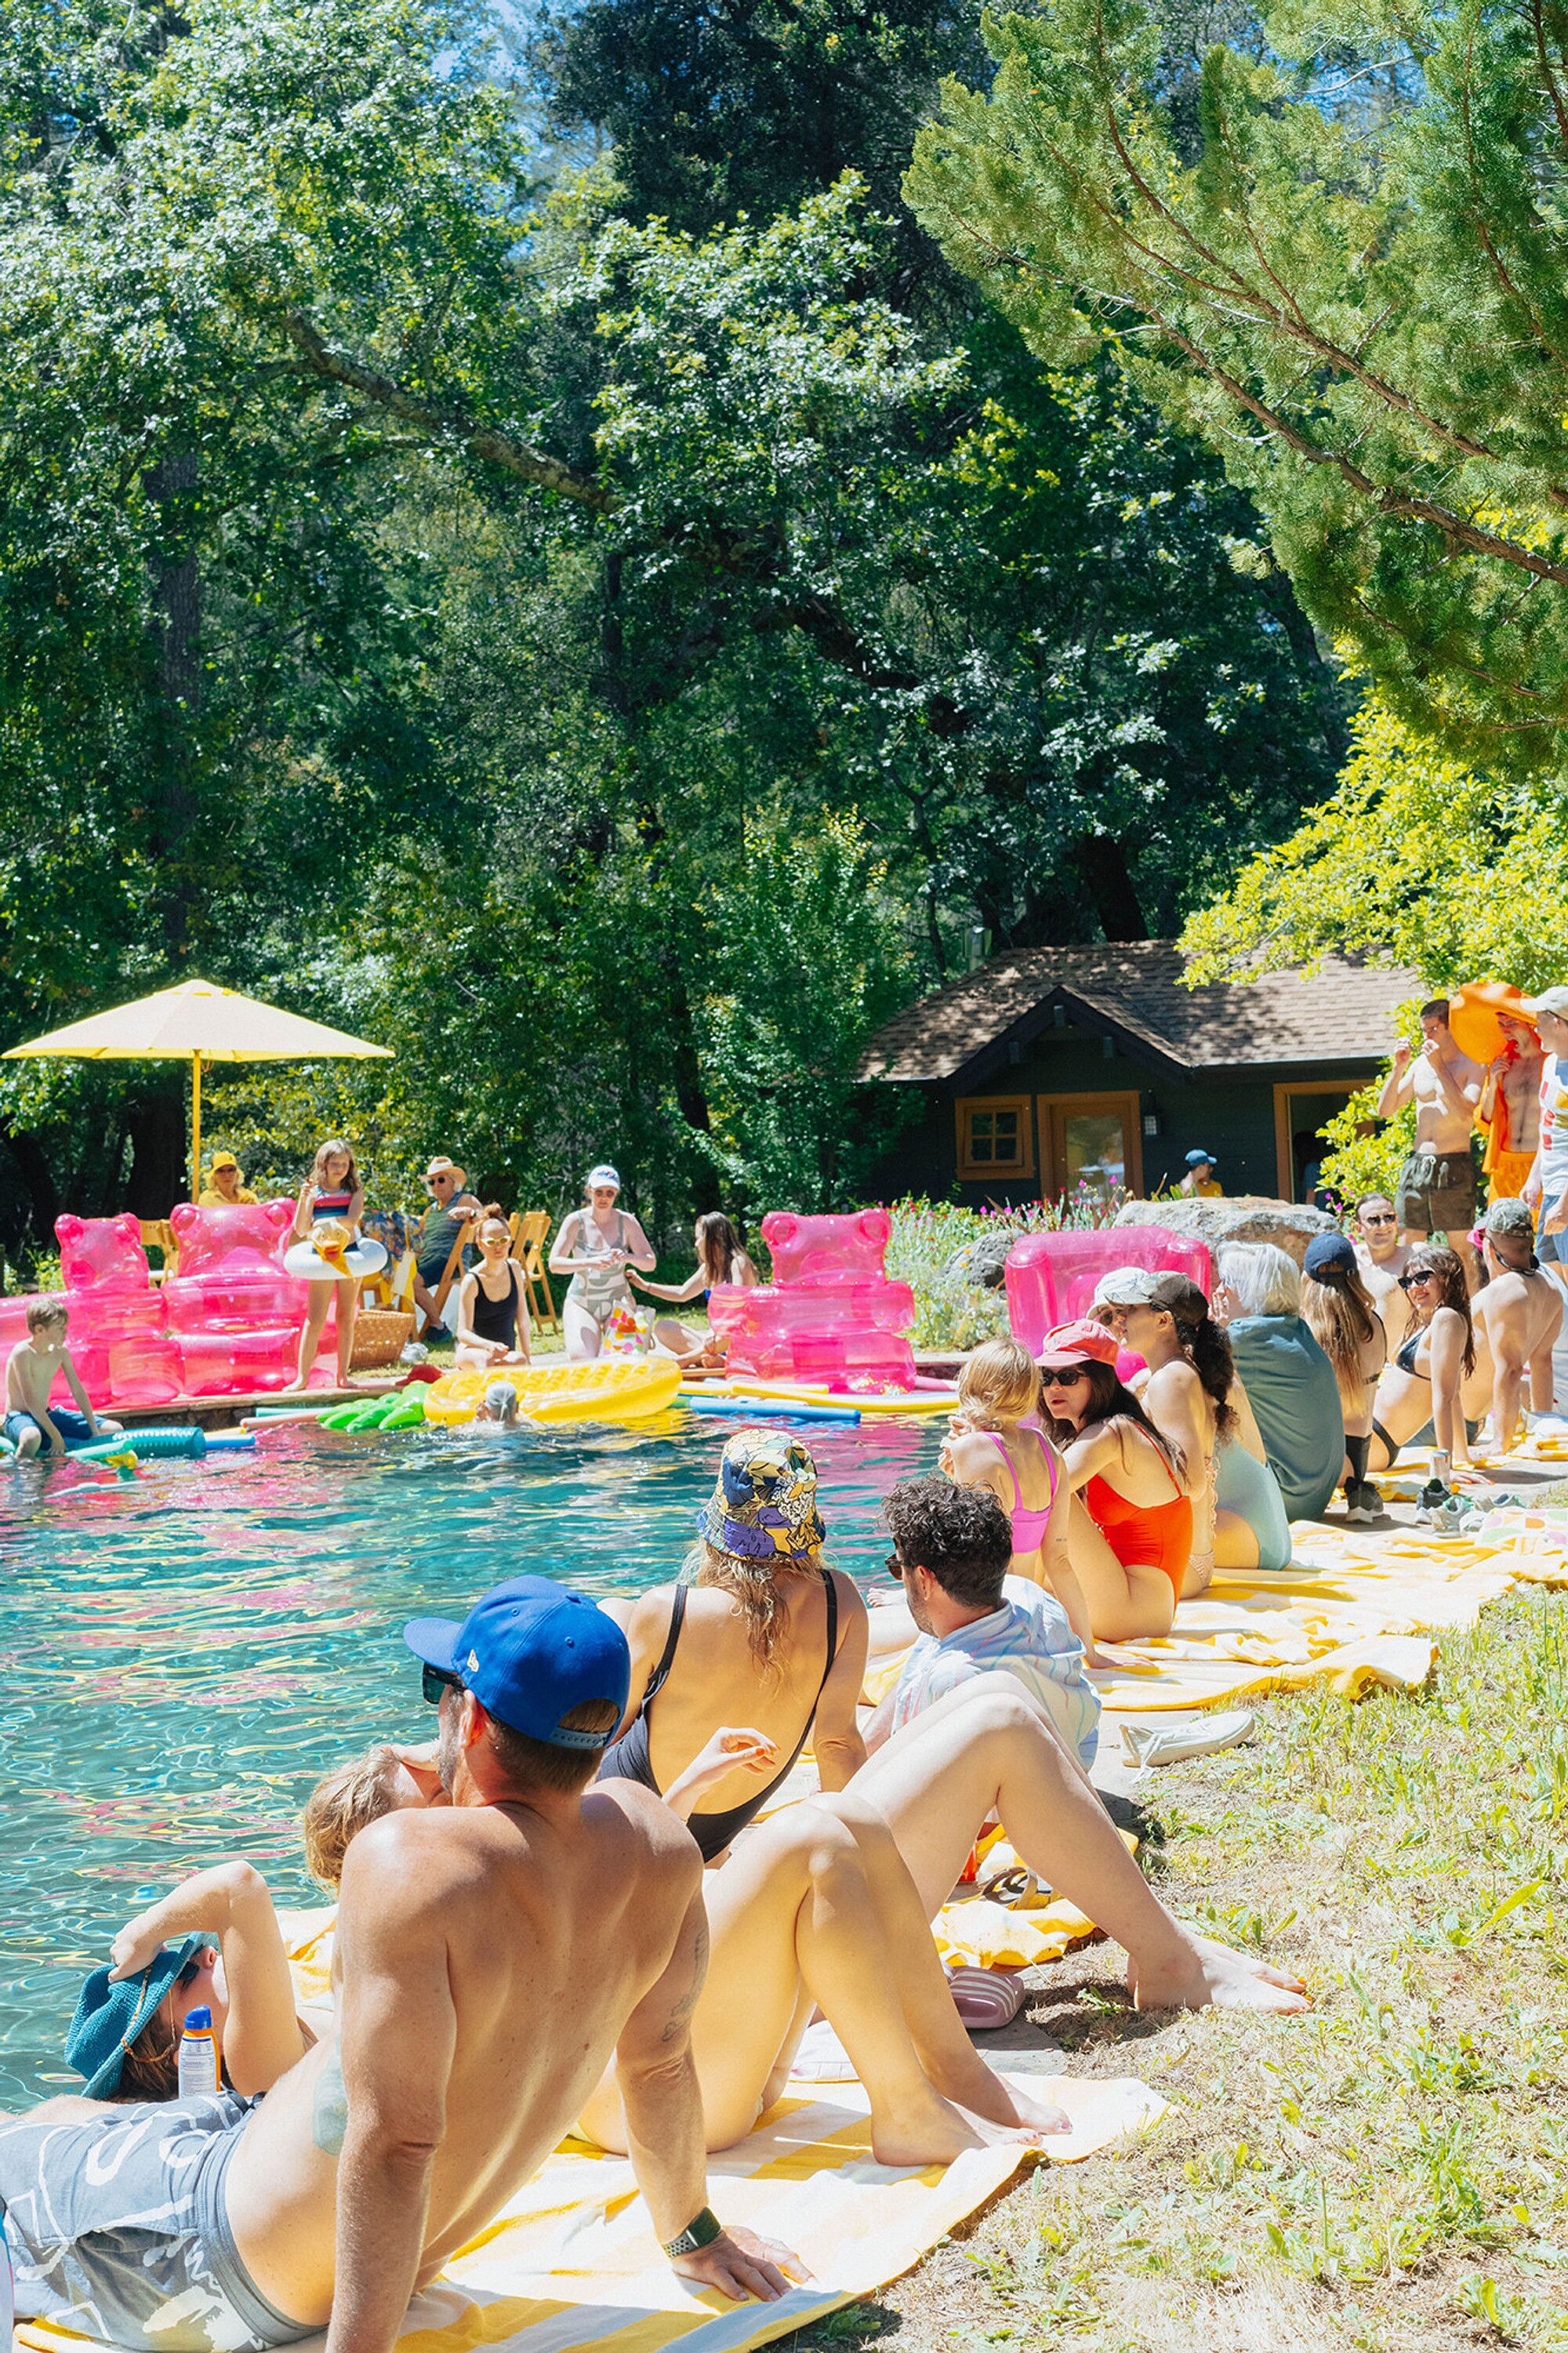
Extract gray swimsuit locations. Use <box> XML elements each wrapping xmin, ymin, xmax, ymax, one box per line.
<box><xmin>565</xmin><ymin>1210</ymin><xmax>633</xmax><ymax>1325</ymax></box>
<box><xmin>0</xmin><ymin>2093</ymin><xmax>310</xmax><ymax>2351</ymax></box>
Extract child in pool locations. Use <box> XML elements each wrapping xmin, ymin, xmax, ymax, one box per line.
<box><xmin>4</xmin><ymin>1298</ymin><xmax>122</xmax><ymax>1459</ymax></box>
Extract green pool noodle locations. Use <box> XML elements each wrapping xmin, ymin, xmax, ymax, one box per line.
<box><xmin>76</xmin><ymin>1426</ymin><xmax>206</xmax><ymax>1462</ymax></box>
<box><xmin>343</xmin><ymin>1396</ymin><xmax>398</xmax><ymax>1430</ymax></box>
<box><xmin>379</xmin><ymin>1391</ymin><xmax>426</xmax><ymax>1429</ymax></box>
<box><xmin>318</xmin><ymin>1401</ymin><xmax>366</xmax><ymax>1429</ymax></box>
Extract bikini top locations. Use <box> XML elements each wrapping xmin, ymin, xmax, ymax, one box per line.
<box><xmin>982</xmin><ymin>1426</ymin><xmax>1059</xmax><ymax>1552</ymax></box>
<box><xmin>1395</xmin><ymin>1327</ymin><xmax>1425</xmax><ymax>1379</ymax></box>
<box><xmin>310</xmin><ymin>1188</ymin><xmax>354</xmax><ymax>1222</ymax></box>
<box><xmin>596</xmin><ymin>1572</ymin><xmax>840</xmax><ymax>1865</ymax></box>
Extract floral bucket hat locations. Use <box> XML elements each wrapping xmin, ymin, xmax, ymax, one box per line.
<box><xmin>699</xmin><ymin>1429</ymin><xmax>826</xmax><ymax>1560</ymax></box>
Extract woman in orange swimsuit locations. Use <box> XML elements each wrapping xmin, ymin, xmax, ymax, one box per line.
<box><xmin>1037</xmin><ymin>1320</ymin><xmax>1195</xmax><ymax>1643</ymax></box>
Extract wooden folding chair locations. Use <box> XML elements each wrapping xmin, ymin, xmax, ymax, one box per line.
<box><xmin>508</xmin><ymin>1210</ymin><xmax>559</xmax><ymax>1333</ymax></box>
<box><xmin>421</xmin><ymin>1218</ymin><xmax>472</xmax><ymax>1331</ymax></box>
<box><xmin>138</xmin><ymin>1218</ymin><xmax>178</xmax><ymax>1283</ymax></box>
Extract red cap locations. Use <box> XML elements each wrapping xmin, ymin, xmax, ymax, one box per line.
<box><xmin>1038</xmin><ymin>1320</ymin><xmax>1120</xmax><ymax>1369</ymax></box>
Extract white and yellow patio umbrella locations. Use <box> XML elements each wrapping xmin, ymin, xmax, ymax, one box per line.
<box><xmin>2</xmin><ymin>979</ymin><xmax>392</xmax><ymax>1200</ymax></box>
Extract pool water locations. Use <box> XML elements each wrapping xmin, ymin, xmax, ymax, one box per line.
<box><xmin>0</xmin><ymin>1411</ymin><xmax>938</xmax><ymax>2104</ymax></box>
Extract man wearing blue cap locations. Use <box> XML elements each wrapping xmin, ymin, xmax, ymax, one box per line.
<box><xmin>0</xmin><ymin>1576</ymin><xmax>793</xmax><ymax>2351</ymax></box>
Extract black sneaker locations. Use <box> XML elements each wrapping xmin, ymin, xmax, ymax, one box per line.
<box><xmin>1417</xmin><ymin>1476</ymin><xmax>1452</xmax><ymax>1513</ymax></box>
<box><xmin>1345</xmin><ymin>1480</ymin><xmax>1383</xmax><ymax>1524</ymax></box>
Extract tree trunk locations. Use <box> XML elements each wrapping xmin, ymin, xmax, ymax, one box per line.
<box><xmin>125</xmin><ymin>1077</ymin><xmax>188</xmax><ymax>1216</ymax></box>
<box><xmin>0</xmin><ymin>1124</ymin><xmax>61</xmax><ymax>1269</ymax></box>
<box><xmin>1075</xmin><ymin>833</ymin><xmax>1149</xmax><ymax>941</ymax></box>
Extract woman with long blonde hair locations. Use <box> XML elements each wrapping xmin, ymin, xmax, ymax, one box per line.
<box><xmin>596</xmin><ymin>1429</ymin><xmax>869</xmax><ymax>1863</ymax></box>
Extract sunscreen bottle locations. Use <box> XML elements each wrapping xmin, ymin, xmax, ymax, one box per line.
<box><xmin>177</xmin><ymin>2006</ymin><xmax>222</xmax><ymax>2096</ymax></box>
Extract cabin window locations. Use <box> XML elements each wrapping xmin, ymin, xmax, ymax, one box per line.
<box><xmin>956</xmin><ymin>1096</ymin><xmax>1034</xmax><ymax>1179</ymax></box>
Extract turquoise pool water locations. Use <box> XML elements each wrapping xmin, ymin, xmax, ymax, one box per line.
<box><xmin>0</xmin><ymin>1410</ymin><xmax>938</xmax><ymax>2104</ymax></box>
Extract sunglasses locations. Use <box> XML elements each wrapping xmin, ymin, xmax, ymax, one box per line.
<box><xmin>885</xmin><ymin>1552</ymin><xmax>907</xmax><ymax>1580</ymax></box>
<box><xmin>422</xmin><ymin>1663</ymin><xmax>463</xmax><ymax>1706</ymax></box>
<box><xmin>1398</xmin><ymin>1272</ymin><xmax>1436</xmax><ymax>1290</ymax></box>
<box><xmin>1360</xmin><ymin>1213</ymin><xmax>1396</xmax><ymax>1227</ymax></box>
<box><xmin>1041</xmin><ymin>1364</ymin><xmax>1092</xmax><ymax>1385</ymax></box>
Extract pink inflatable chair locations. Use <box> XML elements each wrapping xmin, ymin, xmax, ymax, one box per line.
<box><xmin>1004</xmin><ymin>1224</ymin><xmax>1213</xmax><ymax>1356</ymax></box>
<box><xmin>710</xmin><ymin>1207</ymin><xmax>919</xmax><ymax>1389</ymax></box>
<box><xmin>164</xmin><ymin>1199</ymin><xmax>327</xmax><ymax>1393</ymax></box>
<box><xmin>49</xmin><ymin>1215</ymin><xmax>176</xmax><ymax>1406</ymax></box>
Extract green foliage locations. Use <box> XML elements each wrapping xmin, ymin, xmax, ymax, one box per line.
<box><xmin>0</xmin><ymin>0</ymin><xmax>1352</xmax><ymax>1255</ymax></box>
<box><xmin>884</xmin><ymin>1192</ymin><xmax>1120</xmax><ymax>1347</ymax></box>
<box><xmin>1182</xmin><ymin>697</ymin><xmax>1568</xmax><ymax>994</ymax></box>
<box><xmin>691</xmin><ymin>816</ymin><xmax>916</xmax><ymax>1211</ymax></box>
<box><xmin>905</xmin><ymin>0</ymin><xmax>1568</xmax><ymax>769</ymax></box>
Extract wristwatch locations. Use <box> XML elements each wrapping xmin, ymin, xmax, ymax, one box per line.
<box><xmin>663</xmin><ymin>2206</ymin><xmax>724</xmax><ymax>2258</ymax></box>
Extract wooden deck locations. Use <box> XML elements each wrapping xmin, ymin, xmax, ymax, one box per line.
<box><xmin>111</xmin><ymin>1381</ymin><xmax>401</xmax><ymax>1431</ymax></box>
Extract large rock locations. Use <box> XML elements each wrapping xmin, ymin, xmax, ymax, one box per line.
<box><xmin>1115</xmin><ymin>1196</ymin><xmax>1336</xmax><ymax>1265</ymax></box>
<box><xmin>944</xmin><ymin>1228</ymin><xmax>1017</xmax><ymax>1291</ymax></box>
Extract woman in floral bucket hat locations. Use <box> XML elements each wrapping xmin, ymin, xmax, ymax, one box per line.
<box><xmin>597</xmin><ymin>1429</ymin><xmax>869</xmax><ymax>1864</ymax></box>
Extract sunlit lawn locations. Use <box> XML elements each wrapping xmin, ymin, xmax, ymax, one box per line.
<box><xmin>786</xmin><ymin>1590</ymin><xmax>1568</xmax><ymax>2352</ymax></box>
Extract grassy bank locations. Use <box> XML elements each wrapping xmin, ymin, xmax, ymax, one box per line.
<box><xmin>792</xmin><ymin>1589</ymin><xmax>1568</xmax><ymax>2352</ymax></box>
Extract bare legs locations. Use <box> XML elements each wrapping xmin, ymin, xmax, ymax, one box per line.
<box><xmin>578</xmin><ymin>1797</ymin><xmax>1058</xmax><ymax>2164</ymax></box>
<box><xmin>1063</xmin><ymin>1494</ymin><xmax>1177</xmax><ymax>1642</ymax></box>
<box><xmin>562</xmin><ymin>1295</ymin><xmax>604</xmax><ymax>1361</ymax></box>
<box><xmin>290</xmin><ymin>1279</ymin><xmax>339</xmax><ymax>1389</ymax></box>
<box><xmin>854</xmin><ymin>1675</ymin><xmax>1308</xmax><ymax>2015</ymax></box>
<box><xmin>1212</xmin><ymin>1509</ymin><xmax>1260</xmax><ymax>1573</ymax></box>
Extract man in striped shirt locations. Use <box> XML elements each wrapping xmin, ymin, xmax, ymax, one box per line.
<box><xmin>869</xmin><ymin>1477</ymin><xmax>1100</xmax><ymax>1773</ymax></box>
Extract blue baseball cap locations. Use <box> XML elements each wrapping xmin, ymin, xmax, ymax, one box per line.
<box><xmin>66</xmin><ymin>1931</ymin><xmax>211</xmax><ymax>2097</ymax></box>
<box><xmin>403</xmin><ymin>1575</ymin><xmax>630</xmax><ymax>1750</ymax></box>
<box><xmin>1185</xmin><ymin>1148</ymin><xmax>1216</xmax><ymax>1167</ymax></box>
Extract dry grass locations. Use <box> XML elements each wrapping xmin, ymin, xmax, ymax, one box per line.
<box><xmin>782</xmin><ymin>1589</ymin><xmax>1568</xmax><ymax>2353</ymax></box>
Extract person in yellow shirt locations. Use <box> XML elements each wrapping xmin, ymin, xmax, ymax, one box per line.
<box><xmin>198</xmin><ymin>1150</ymin><xmax>259</xmax><ymax>1207</ymax></box>
<box><xmin>1178</xmin><ymin>1149</ymin><xmax>1223</xmax><ymax>1198</ymax></box>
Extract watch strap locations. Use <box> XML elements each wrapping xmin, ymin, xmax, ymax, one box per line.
<box><xmin>663</xmin><ymin>2205</ymin><xmax>723</xmax><ymax>2258</ymax></box>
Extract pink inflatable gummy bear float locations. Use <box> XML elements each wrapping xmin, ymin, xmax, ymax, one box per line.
<box><xmin>0</xmin><ymin>1206</ymin><xmax>337</xmax><ymax>1411</ymax></box>
<box><xmin>708</xmin><ymin>1209</ymin><xmax>920</xmax><ymax>1389</ymax></box>
<box><xmin>1004</xmin><ymin>1223</ymin><xmax>1212</xmax><ymax>1356</ymax></box>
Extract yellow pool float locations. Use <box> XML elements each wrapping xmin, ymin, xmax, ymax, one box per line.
<box><xmin>423</xmin><ymin>1358</ymin><xmax>683</xmax><ymax>1427</ymax></box>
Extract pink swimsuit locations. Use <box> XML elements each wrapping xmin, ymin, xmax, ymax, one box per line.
<box><xmin>983</xmin><ymin>1427</ymin><xmax>1059</xmax><ymax>1552</ymax></box>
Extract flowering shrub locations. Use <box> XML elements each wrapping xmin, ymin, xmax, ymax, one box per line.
<box><xmin>883</xmin><ymin>1189</ymin><xmax>1125</xmax><ymax>1350</ymax></box>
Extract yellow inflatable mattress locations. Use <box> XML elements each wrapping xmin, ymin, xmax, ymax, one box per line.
<box><xmin>424</xmin><ymin>1358</ymin><xmax>683</xmax><ymax>1426</ymax></box>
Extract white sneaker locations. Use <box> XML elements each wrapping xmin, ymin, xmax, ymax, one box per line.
<box><xmin>1119</xmin><ymin>1709</ymin><xmax>1256</xmax><ymax>1768</ymax></box>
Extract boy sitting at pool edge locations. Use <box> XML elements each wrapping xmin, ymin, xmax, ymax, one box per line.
<box><xmin>4</xmin><ymin>1298</ymin><xmax>121</xmax><ymax>1458</ymax></box>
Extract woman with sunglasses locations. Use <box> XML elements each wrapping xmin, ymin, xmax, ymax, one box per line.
<box><xmin>1036</xmin><ymin>1320</ymin><xmax>1196</xmax><ymax>1642</ymax></box>
<box><xmin>550</xmin><ymin>1163</ymin><xmax>658</xmax><ymax>1361</ymax></box>
<box><xmin>453</xmin><ymin>1211</ymin><xmax>533</xmax><ymax>1372</ymax></box>
<box><xmin>1368</xmin><ymin>1244</ymin><xmax>1493</xmax><ymax>1480</ymax></box>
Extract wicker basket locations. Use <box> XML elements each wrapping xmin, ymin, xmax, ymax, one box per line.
<box><xmin>350</xmin><ymin>1308</ymin><xmax>416</xmax><ymax>1370</ymax></box>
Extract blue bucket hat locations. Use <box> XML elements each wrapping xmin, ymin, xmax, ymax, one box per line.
<box><xmin>699</xmin><ymin>1429</ymin><xmax>827</xmax><ymax>1561</ymax></box>
<box><xmin>65</xmin><ymin>1932</ymin><xmax>211</xmax><ymax>2097</ymax></box>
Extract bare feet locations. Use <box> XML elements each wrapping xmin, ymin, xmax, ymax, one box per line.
<box><xmin>917</xmin><ymin>2040</ymin><xmax>1071</xmax><ymax>2137</ymax></box>
<box><xmin>1127</xmin><ymin>1932</ymin><xmax>1308</xmax><ymax>2014</ymax></box>
<box><xmin>868</xmin><ymin>2088</ymin><xmax>994</xmax><ymax>2167</ymax></box>
<box><xmin>960</xmin><ymin>2079</ymin><xmax>1072</xmax><ymax>2139</ymax></box>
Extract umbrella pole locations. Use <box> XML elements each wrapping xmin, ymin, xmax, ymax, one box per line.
<box><xmin>191</xmin><ymin>1052</ymin><xmax>201</xmax><ymax>1205</ymax></box>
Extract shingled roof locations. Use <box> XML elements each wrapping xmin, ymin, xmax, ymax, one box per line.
<box><xmin>859</xmin><ymin>942</ymin><xmax>1418</xmax><ymax>1084</ymax></box>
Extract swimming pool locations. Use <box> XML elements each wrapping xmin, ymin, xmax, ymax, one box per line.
<box><xmin>0</xmin><ymin>1411</ymin><xmax>939</xmax><ymax>2104</ymax></box>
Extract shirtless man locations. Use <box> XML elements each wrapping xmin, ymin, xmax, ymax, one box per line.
<box><xmin>1474</xmin><ymin>1199</ymin><xmax>1562</xmax><ymax>1446</ymax></box>
<box><xmin>1476</xmin><ymin>1008</ymin><xmax>1543</xmax><ymax>1201</ymax></box>
<box><xmin>1524</xmin><ymin>990</ymin><xmax>1568</xmax><ymax>1309</ymax></box>
<box><xmin>1376</xmin><ymin>1000</ymin><xmax>1483</xmax><ymax>1270</ymax></box>
<box><xmin>1352</xmin><ymin>1193</ymin><xmax>1414</xmax><ymax>1345</ymax></box>
<box><xmin>0</xmin><ymin>1578</ymin><xmax>793</xmax><ymax>2353</ymax></box>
